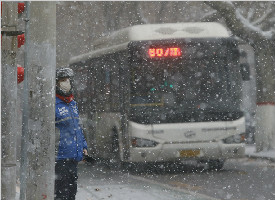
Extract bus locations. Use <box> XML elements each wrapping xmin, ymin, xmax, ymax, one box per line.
<box><xmin>69</xmin><ymin>22</ymin><xmax>248</xmax><ymax>170</ymax></box>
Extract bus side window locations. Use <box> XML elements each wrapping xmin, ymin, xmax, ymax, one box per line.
<box><xmin>95</xmin><ymin>62</ymin><xmax>107</xmax><ymax>112</ymax></box>
<box><xmin>110</xmin><ymin>66</ymin><xmax>120</xmax><ymax>112</ymax></box>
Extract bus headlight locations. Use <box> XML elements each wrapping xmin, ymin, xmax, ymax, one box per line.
<box><xmin>223</xmin><ymin>134</ymin><xmax>245</xmax><ymax>144</ymax></box>
<box><xmin>131</xmin><ymin>137</ymin><xmax>158</xmax><ymax>148</ymax></box>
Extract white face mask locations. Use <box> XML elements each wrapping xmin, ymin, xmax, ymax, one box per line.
<box><xmin>59</xmin><ymin>78</ymin><xmax>71</xmax><ymax>93</ymax></box>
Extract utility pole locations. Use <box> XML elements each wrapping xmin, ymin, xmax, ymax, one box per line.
<box><xmin>1</xmin><ymin>2</ymin><xmax>19</xmax><ymax>200</ymax></box>
<box><xmin>19</xmin><ymin>2</ymin><xmax>56</xmax><ymax>199</ymax></box>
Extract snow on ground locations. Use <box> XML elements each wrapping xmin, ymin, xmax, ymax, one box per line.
<box><xmin>76</xmin><ymin>144</ymin><xmax>275</xmax><ymax>200</ymax></box>
<box><xmin>245</xmin><ymin>144</ymin><xmax>275</xmax><ymax>162</ymax></box>
<box><xmin>15</xmin><ymin>144</ymin><xmax>275</xmax><ymax>200</ymax></box>
<box><xmin>77</xmin><ymin>183</ymin><xmax>200</xmax><ymax>200</ymax></box>
<box><xmin>76</xmin><ymin>175</ymin><xmax>215</xmax><ymax>200</ymax></box>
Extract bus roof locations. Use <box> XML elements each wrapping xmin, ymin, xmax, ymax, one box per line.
<box><xmin>70</xmin><ymin>22</ymin><xmax>230</xmax><ymax>64</ymax></box>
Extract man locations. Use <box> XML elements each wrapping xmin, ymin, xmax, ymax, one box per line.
<box><xmin>55</xmin><ymin>67</ymin><xmax>88</xmax><ymax>200</ymax></box>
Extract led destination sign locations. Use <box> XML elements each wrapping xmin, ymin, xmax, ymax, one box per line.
<box><xmin>148</xmin><ymin>47</ymin><xmax>182</xmax><ymax>58</ymax></box>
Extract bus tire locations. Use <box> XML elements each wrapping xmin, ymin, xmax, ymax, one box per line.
<box><xmin>208</xmin><ymin>159</ymin><xmax>225</xmax><ymax>171</ymax></box>
<box><xmin>109</xmin><ymin>127</ymin><xmax>123</xmax><ymax>170</ymax></box>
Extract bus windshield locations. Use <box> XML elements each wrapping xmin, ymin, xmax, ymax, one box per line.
<box><xmin>129</xmin><ymin>39</ymin><xmax>243</xmax><ymax>124</ymax></box>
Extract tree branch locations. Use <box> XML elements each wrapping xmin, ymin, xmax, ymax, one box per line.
<box><xmin>251</xmin><ymin>7</ymin><xmax>273</xmax><ymax>26</ymax></box>
<box><xmin>138</xmin><ymin>3</ymin><xmax>150</xmax><ymax>24</ymax></box>
<box><xmin>204</xmin><ymin>1</ymin><xmax>267</xmax><ymax>44</ymax></box>
<box><xmin>246</xmin><ymin>7</ymin><xmax>255</xmax><ymax>21</ymax></box>
<box><xmin>201</xmin><ymin>10</ymin><xmax>221</xmax><ymax>22</ymax></box>
<box><xmin>236</xmin><ymin>8</ymin><xmax>275</xmax><ymax>40</ymax></box>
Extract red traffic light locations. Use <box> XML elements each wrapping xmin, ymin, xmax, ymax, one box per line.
<box><xmin>17</xmin><ymin>34</ymin><xmax>25</xmax><ymax>48</ymax></box>
<box><xmin>17</xmin><ymin>65</ymin><xmax>24</xmax><ymax>84</ymax></box>
<box><xmin>18</xmin><ymin>3</ymin><xmax>25</xmax><ymax>14</ymax></box>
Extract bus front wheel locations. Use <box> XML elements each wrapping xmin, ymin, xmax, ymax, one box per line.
<box><xmin>207</xmin><ymin>159</ymin><xmax>225</xmax><ymax>171</ymax></box>
<box><xmin>109</xmin><ymin>127</ymin><xmax>123</xmax><ymax>170</ymax></box>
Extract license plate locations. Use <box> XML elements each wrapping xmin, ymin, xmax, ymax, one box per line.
<box><xmin>180</xmin><ymin>150</ymin><xmax>200</xmax><ymax>157</ymax></box>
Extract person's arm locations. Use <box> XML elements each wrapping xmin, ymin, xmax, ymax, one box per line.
<box><xmin>81</xmin><ymin>129</ymin><xmax>88</xmax><ymax>155</ymax></box>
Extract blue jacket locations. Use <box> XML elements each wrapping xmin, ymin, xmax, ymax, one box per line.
<box><xmin>55</xmin><ymin>96</ymin><xmax>88</xmax><ymax>162</ymax></box>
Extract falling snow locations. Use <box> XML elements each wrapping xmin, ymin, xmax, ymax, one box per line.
<box><xmin>2</xmin><ymin>1</ymin><xmax>275</xmax><ymax>200</ymax></box>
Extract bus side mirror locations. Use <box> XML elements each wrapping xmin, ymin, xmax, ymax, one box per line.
<box><xmin>240</xmin><ymin>63</ymin><xmax>250</xmax><ymax>81</ymax></box>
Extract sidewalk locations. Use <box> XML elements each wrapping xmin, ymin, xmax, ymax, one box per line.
<box><xmin>245</xmin><ymin>144</ymin><xmax>275</xmax><ymax>162</ymax></box>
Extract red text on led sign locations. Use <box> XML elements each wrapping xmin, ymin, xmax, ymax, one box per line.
<box><xmin>148</xmin><ymin>47</ymin><xmax>182</xmax><ymax>58</ymax></box>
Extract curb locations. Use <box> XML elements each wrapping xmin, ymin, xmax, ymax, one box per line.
<box><xmin>130</xmin><ymin>175</ymin><xmax>220</xmax><ymax>200</ymax></box>
<box><xmin>246</xmin><ymin>154</ymin><xmax>275</xmax><ymax>162</ymax></box>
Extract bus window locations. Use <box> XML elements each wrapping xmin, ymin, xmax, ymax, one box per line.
<box><xmin>129</xmin><ymin>39</ymin><xmax>242</xmax><ymax>124</ymax></box>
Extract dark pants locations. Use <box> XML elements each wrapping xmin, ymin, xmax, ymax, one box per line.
<box><xmin>55</xmin><ymin>160</ymin><xmax>78</xmax><ymax>200</ymax></box>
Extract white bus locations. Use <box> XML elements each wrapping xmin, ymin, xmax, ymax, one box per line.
<box><xmin>69</xmin><ymin>22</ymin><xmax>248</xmax><ymax>170</ymax></box>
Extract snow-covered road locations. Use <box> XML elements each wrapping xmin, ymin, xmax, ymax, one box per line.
<box><xmin>76</xmin><ymin>164</ymin><xmax>216</xmax><ymax>200</ymax></box>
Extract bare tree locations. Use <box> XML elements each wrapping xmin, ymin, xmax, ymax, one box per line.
<box><xmin>204</xmin><ymin>1</ymin><xmax>275</xmax><ymax>151</ymax></box>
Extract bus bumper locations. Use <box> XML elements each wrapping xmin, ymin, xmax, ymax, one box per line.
<box><xmin>128</xmin><ymin>142</ymin><xmax>245</xmax><ymax>163</ymax></box>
